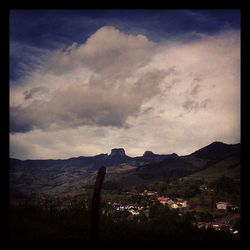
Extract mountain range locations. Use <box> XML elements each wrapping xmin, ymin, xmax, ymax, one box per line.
<box><xmin>9</xmin><ymin>141</ymin><xmax>240</xmax><ymax>201</ymax></box>
<box><xmin>10</xmin><ymin>148</ymin><xmax>178</xmax><ymax>170</ymax></box>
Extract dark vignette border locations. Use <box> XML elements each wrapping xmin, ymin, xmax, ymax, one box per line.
<box><xmin>0</xmin><ymin>0</ymin><xmax>247</xmax><ymax>248</ymax></box>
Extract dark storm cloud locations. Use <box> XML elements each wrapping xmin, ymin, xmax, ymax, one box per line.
<box><xmin>10</xmin><ymin>106</ymin><xmax>34</xmax><ymax>133</ymax></box>
<box><xmin>10</xmin><ymin>69</ymin><xmax>168</xmax><ymax>133</ymax></box>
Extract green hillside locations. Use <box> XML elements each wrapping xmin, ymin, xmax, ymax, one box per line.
<box><xmin>184</xmin><ymin>155</ymin><xmax>240</xmax><ymax>182</ymax></box>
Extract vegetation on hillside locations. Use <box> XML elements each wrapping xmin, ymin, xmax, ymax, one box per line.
<box><xmin>10</xmin><ymin>201</ymin><xmax>238</xmax><ymax>240</ymax></box>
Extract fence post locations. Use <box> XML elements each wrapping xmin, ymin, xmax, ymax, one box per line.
<box><xmin>90</xmin><ymin>166</ymin><xmax>106</xmax><ymax>240</ymax></box>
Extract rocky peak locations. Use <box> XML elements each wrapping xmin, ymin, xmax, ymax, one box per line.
<box><xmin>110</xmin><ymin>148</ymin><xmax>126</xmax><ymax>156</ymax></box>
<box><xmin>143</xmin><ymin>151</ymin><xmax>156</xmax><ymax>157</ymax></box>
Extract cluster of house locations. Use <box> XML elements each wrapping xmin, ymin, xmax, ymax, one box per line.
<box><xmin>192</xmin><ymin>201</ymin><xmax>240</xmax><ymax>235</ymax></box>
<box><xmin>216</xmin><ymin>201</ymin><xmax>239</xmax><ymax>212</ymax></box>
<box><xmin>157</xmin><ymin>196</ymin><xmax>188</xmax><ymax>209</ymax></box>
<box><xmin>139</xmin><ymin>190</ymin><xmax>188</xmax><ymax>209</ymax></box>
<box><xmin>109</xmin><ymin>202</ymin><xmax>145</xmax><ymax>216</ymax></box>
<box><xmin>195</xmin><ymin>221</ymin><xmax>238</xmax><ymax>235</ymax></box>
<box><xmin>109</xmin><ymin>191</ymin><xmax>239</xmax><ymax>218</ymax></box>
<box><xmin>108</xmin><ymin>190</ymin><xmax>188</xmax><ymax>216</ymax></box>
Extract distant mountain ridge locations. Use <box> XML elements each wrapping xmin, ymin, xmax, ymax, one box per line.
<box><xmin>10</xmin><ymin>147</ymin><xmax>178</xmax><ymax>170</ymax></box>
<box><xmin>133</xmin><ymin>141</ymin><xmax>240</xmax><ymax>181</ymax></box>
<box><xmin>10</xmin><ymin>142</ymin><xmax>240</xmax><ymax>169</ymax></box>
<box><xmin>190</xmin><ymin>141</ymin><xmax>240</xmax><ymax>160</ymax></box>
<box><xmin>9</xmin><ymin>141</ymin><xmax>240</xmax><ymax>200</ymax></box>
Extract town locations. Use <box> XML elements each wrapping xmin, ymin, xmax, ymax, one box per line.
<box><xmin>10</xmin><ymin>178</ymin><xmax>240</xmax><ymax>240</ymax></box>
<box><xmin>17</xmin><ymin>176</ymin><xmax>239</xmax><ymax>239</ymax></box>
<box><xmin>103</xmin><ymin>188</ymin><xmax>239</xmax><ymax>236</ymax></box>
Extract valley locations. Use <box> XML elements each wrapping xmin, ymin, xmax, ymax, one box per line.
<box><xmin>9</xmin><ymin>141</ymin><xmax>241</xmax><ymax>240</ymax></box>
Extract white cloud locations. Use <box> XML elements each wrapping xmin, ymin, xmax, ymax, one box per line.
<box><xmin>47</xmin><ymin>26</ymin><xmax>156</xmax><ymax>77</ymax></box>
<box><xmin>10</xmin><ymin>27</ymin><xmax>240</xmax><ymax>159</ymax></box>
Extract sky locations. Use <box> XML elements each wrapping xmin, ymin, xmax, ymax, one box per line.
<box><xmin>9</xmin><ymin>10</ymin><xmax>241</xmax><ymax>160</ymax></box>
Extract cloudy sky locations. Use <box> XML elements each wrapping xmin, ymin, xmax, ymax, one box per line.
<box><xmin>10</xmin><ymin>10</ymin><xmax>240</xmax><ymax>160</ymax></box>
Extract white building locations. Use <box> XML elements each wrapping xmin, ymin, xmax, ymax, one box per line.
<box><xmin>170</xmin><ymin>203</ymin><xmax>179</xmax><ymax>209</ymax></box>
<box><xmin>176</xmin><ymin>199</ymin><xmax>187</xmax><ymax>208</ymax></box>
<box><xmin>129</xmin><ymin>209</ymin><xmax>140</xmax><ymax>215</ymax></box>
<box><xmin>216</xmin><ymin>202</ymin><xmax>229</xmax><ymax>210</ymax></box>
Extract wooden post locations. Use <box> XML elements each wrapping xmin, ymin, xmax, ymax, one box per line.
<box><xmin>90</xmin><ymin>166</ymin><xmax>106</xmax><ymax>240</ymax></box>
